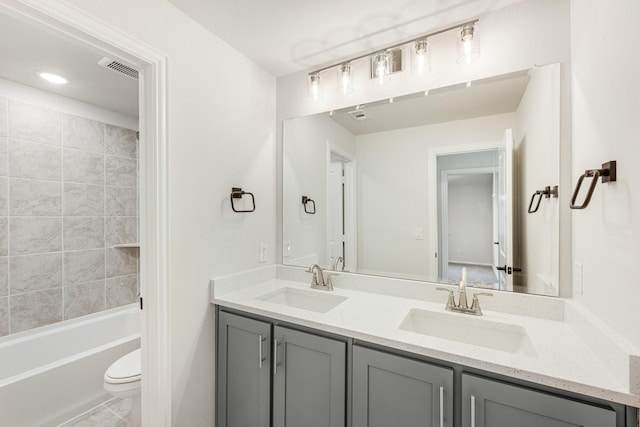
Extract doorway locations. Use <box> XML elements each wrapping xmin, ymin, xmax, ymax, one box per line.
<box><xmin>0</xmin><ymin>1</ymin><xmax>169</xmax><ymax>425</ymax></box>
<box><xmin>440</xmin><ymin>168</ymin><xmax>498</xmax><ymax>286</ymax></box>
<box><xmin>327</xmin><ymin>146</ymin><xmax>356</xmax><ymax>272</ymax></box>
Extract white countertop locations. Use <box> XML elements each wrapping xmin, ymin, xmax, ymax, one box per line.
<box><xmin>211</xmin><ymin>266</ymin><xmax>640</xmax><ymax>408</ymax></box>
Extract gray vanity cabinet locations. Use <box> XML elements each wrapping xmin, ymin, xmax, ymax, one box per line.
<box><xmin>217</xmin><ymin>311</ymin><xmax>272</xmax><ymax>427</ymax></box>
<box><xmin>217</xmin><ymin>310</ymin><xmax>347</xmax><ymax>427</ymax></box>
<box><xmin>461</xmin><ymin>373</ymin><xmax>617</xmax><ymax>427</ymax></box>
<box><xmin>352</xmin><ymin>345</ymin><xmax>454</xmax><ymax>427</ymax></box>
<box><xmin>273</xmin><ymin>325</ymin><xmax>346</xmax><ymax>427</ymax></box>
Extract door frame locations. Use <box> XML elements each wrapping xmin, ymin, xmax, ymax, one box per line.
<box><xmin>427</xmin><ymin>141</ymin><xmax>502</xmax><ymax>280</ymax></box>
<box><xmin>326</xmin><ymin>143</ymin><xmax>357</xmax><ymax>272</ymax></box>
<box><xmin>0</xmin><ymin>1</ymin><xmax>171</xmax><ymax>425</ymax></box>
<box><xmin>440</xmin><ymin>167</ymin><xmax>495</xmax><ymax>280</ymax></box>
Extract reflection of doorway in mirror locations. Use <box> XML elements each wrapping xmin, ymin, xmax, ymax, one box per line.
<box><xmin>441</xmin><ymin>168</ymin><xmax>498</xmax><ymax>288</ymax></box>
<box><xmin>327</xmin><ymin>148</ymin><xmax>357</xmax><ymax>272</ymax></box>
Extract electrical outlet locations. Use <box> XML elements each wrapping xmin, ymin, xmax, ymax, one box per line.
<box><xmin>574</xmin><ymin>262</ymin><xmax>583</xmax><ymax>296</ymax></box>
<box><xmin>259</xmin><ymin>243</ymin><xmax>268</xmax><ymax>263</ymax></box>
<box><xmin>283</xmin><ymin>240</ymin><xmax>291</xmax><ymax>257</ymax></box>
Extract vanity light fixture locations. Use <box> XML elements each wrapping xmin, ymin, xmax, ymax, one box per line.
<box><xmin>37</xmin><ymin>71</ymin><xmax>69</xmax><ymax>85</ymax></box>
<box><xmin>306</xmin><ymin>19</ymin><xmax>479</xmax><ymax>99</ymax></box>
<box><xmin>457</xmin><ymin>23</ymin><xmax>480</xmax><ymax>65</ymax></box>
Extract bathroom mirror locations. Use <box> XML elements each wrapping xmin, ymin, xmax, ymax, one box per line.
<box><xmin>283</xmin><ymin>64</ymin><xmax>560</xmax><ymax>296</ymax></box>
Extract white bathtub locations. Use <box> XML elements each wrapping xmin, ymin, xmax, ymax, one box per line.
<box><xmin>0</xmin><ymin>304</ymin><xmax>140</xmax><ymax>426</ymax></box>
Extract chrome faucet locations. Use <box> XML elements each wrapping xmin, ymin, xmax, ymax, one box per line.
<box><xmin>332</xmin><ymin>256</ymin><xmax>344</xmax><ymax>271</ymax></box>
<box><xmin>306</xmin><ymin>264</ymin><xmax>335</xmax><ymax>291</ymax></box>
<box><xmin>436</xmin><ymin>267</ymin><xmax>492</xmax><ymax>315</ymax></box>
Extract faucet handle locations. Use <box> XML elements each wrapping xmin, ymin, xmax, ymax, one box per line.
<box><xmin>470</xmin><ymin>292</ymin><xmax>493</xmax><ymax>314</ymax></box>
<box><xmin>473</xmin><ymin>291</ymin><xmax>494</xmax><ymax>298</ymax></box>
<box><xmin>325</xmin><ymin>273</ymin><xmax>339</xmax><ymax>290</ymax></box>
<box><xmin>436</xmin><ymin>287</ymin><xmax>456</xmax><ymax>310</ymax></box>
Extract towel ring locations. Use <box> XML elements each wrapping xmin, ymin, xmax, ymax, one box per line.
<box><xmin>230</xmin><ymin>187</ymin><xmax>256</xmax><ymax>213</ymax></box>
<box><xmin>528</xmin><ymin>186</ymin><xmax>558</xmax><ymax>213</ymax></box>
<box><xmin>301</xmin><ymin>196</ymin><xmax>316</xmax><ymax>214</ymax></box>
<box><xmin>570</xmin><ymin>161</ymin><xmax>616</xmax><ymax>210</ymax></box>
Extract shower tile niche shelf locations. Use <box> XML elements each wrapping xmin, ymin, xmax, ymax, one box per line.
<box><xmin>112</xmin><ymin>243</ymin><xmax>140</xmax><ymax>248</ymax></box>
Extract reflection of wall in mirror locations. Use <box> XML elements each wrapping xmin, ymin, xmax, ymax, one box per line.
<box><xmin>282</xmin><ymin>115</ymin><xmax>355</xmax><ymax>268</ymax></box>
<box><xmin>356</xmin><ymin>113</ymin><xmax>515</xmax><ymax>281</ymax></box>
<box><xmin>514</xmin><ymin>63</ymin><xmax>561</xmax><ymax>295</ymax></box>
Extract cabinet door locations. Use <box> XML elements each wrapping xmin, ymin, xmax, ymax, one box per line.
<box><xmin>217</xmin><ymin>311</ymin><xmax>271</xmax><ymax>427</ymax></box>
<box><xmin>352</xmin><ymin>345</ymin><xmax>454</xmax><ymax>427</ymax></box>
<box><xmin>273</xmin><ymin>326</ymin><xmax>346</xmax><ymax>427</ymax></box>
<box><xmin>461</xmin><ymin>374</ymin><xmax>617</xmax><ymax>427</ymax></box>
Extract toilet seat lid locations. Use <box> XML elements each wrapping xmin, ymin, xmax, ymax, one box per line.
<box><xmin>105</xmin><ymin>348</ymin><xmax>141</xmax><ymax>384</ymax></box>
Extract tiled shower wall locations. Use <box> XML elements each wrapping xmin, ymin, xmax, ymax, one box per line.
<box><xmin>0</xmin><ymin>96</ymin><xmax>139</xmax><ymax>337</ymax></box>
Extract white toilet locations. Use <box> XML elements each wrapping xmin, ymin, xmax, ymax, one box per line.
<box><xmin>104</xmin><ymin>348</ymin><xmax>141</xmax><ymax>426</ymax></box>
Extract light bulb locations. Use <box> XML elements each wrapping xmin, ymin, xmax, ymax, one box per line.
<box><xmin>308</xmin><ymin>72</ymin><xmax>322</xmax><ymax>101</ymax></box>
<box><xmin>373</xmin><ymin>51</ymin><xmax>389</xmax><ymax>85</ymax></box>
<box><xmin>413</xmin><ymin>39</ymin><xmax>430</xmax><ymax>75</ymax></box>
<box><xmin>338</xmin><ymin>63</ymin><xmax>353</xmax><ymax>94</ymax></box>
<box><xmin>457</xmin><ymin>23</ymin><xmax>480</xmax><ymax>65</ymax></box>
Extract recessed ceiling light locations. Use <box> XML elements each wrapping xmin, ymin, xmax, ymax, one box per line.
<box><xmin>36</xmin><ymin>71</ymin><xmax>69</xmax><ymax>85</ymax></box>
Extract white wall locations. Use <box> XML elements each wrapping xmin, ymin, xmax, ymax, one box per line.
<box><xmin>570</xmin><ymin>0</ymin><xmax>640</xmax><ymax>349</ymax></box>
<box><xmin>0</xmin><ymin>78</ymin><xmax>137</xmax><ymax>129</ymax></box>
<box><xmin>48</xmin><ymin>1</ymin><xmax>277</xmax><ymax>425</ymax></box>
<box><xmin>282</xmin><ymin>114</ymin><xmax>355</xmax><ymax>267</ymax></box>
<box><xmin>277</xmin><ymin>0</ymin><xmax>572</xmax><ymax>292</ymax></box>
<box><xmin>355</xmin><ymin>113</ymin><xmax>515</xmax><ymax>280</ymax></box>
<box><xmin>514</xmin><ymin>64</ymin><xmax>561</xmax><ymax>295</ymax></box>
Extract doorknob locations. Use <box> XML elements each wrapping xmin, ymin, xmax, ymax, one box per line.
<box><xmin>497</xmin><ymin>265</ymin><xmax>523</xmax><ymax>274</ymax></box>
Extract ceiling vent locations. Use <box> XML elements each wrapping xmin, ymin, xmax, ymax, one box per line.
<box><xmin>348</xmin><ymin>109</ymin><xmax>368</xmax><ymax>121</ymax></box>
<box><xmin>98</xmin><ymin>57</ymin><xmax>139</xmax><ymax>80</ymax></box>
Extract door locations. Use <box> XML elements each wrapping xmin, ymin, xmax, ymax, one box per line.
<box><xmin>328</xmin><ymin>148</ymin><xmax>356</xmax><ymax>272</ymax></box>
<box><xmin>461</xmin><ymin>374</ymin><xmax>616</xmax><ymax>427</ymax></box>
<box><xmin>273</xmin><ymin>326</ymin><xmax>346</xmax><ymax>427</ymax></box>
<box><xmin>352</xmin><ymin>346</ymin><xmax>454</xmax><ymax>427</ymax></box>
<box><xmin>497</xmin><ymin>129</ymin><xmax>514</xmax><ymax>291</ymax></box>
<box><xmin>217</xmin><ymin>312</ymin><xmax>271</xmax><ymax>427</ymax></box>
<box><xmin>328</xmin><ymin>160</ymin><xmax>345</xmax><ymax>268</ymax></box>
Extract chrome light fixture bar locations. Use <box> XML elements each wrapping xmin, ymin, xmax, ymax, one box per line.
<box><xmin>307</xmin><ymin>18</ymin><xmax>479</xmax><ymax>96</ymax></box>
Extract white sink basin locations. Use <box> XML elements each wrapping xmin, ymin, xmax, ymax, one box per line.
<box><xmin>257</xmin><ymin>287</ymin><xmax>347</xmax><ymax>313</ymax></box>
<box><xmin>399</xmin><ymin>309</ymin><xmax>537</xmax><ymax>357</ymax></box>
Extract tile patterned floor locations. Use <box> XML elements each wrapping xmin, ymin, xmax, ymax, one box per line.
<box><xmin>57</xmin><ymin>397</ymin><xmax>137</xmax><ymax>427</ymax></box>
